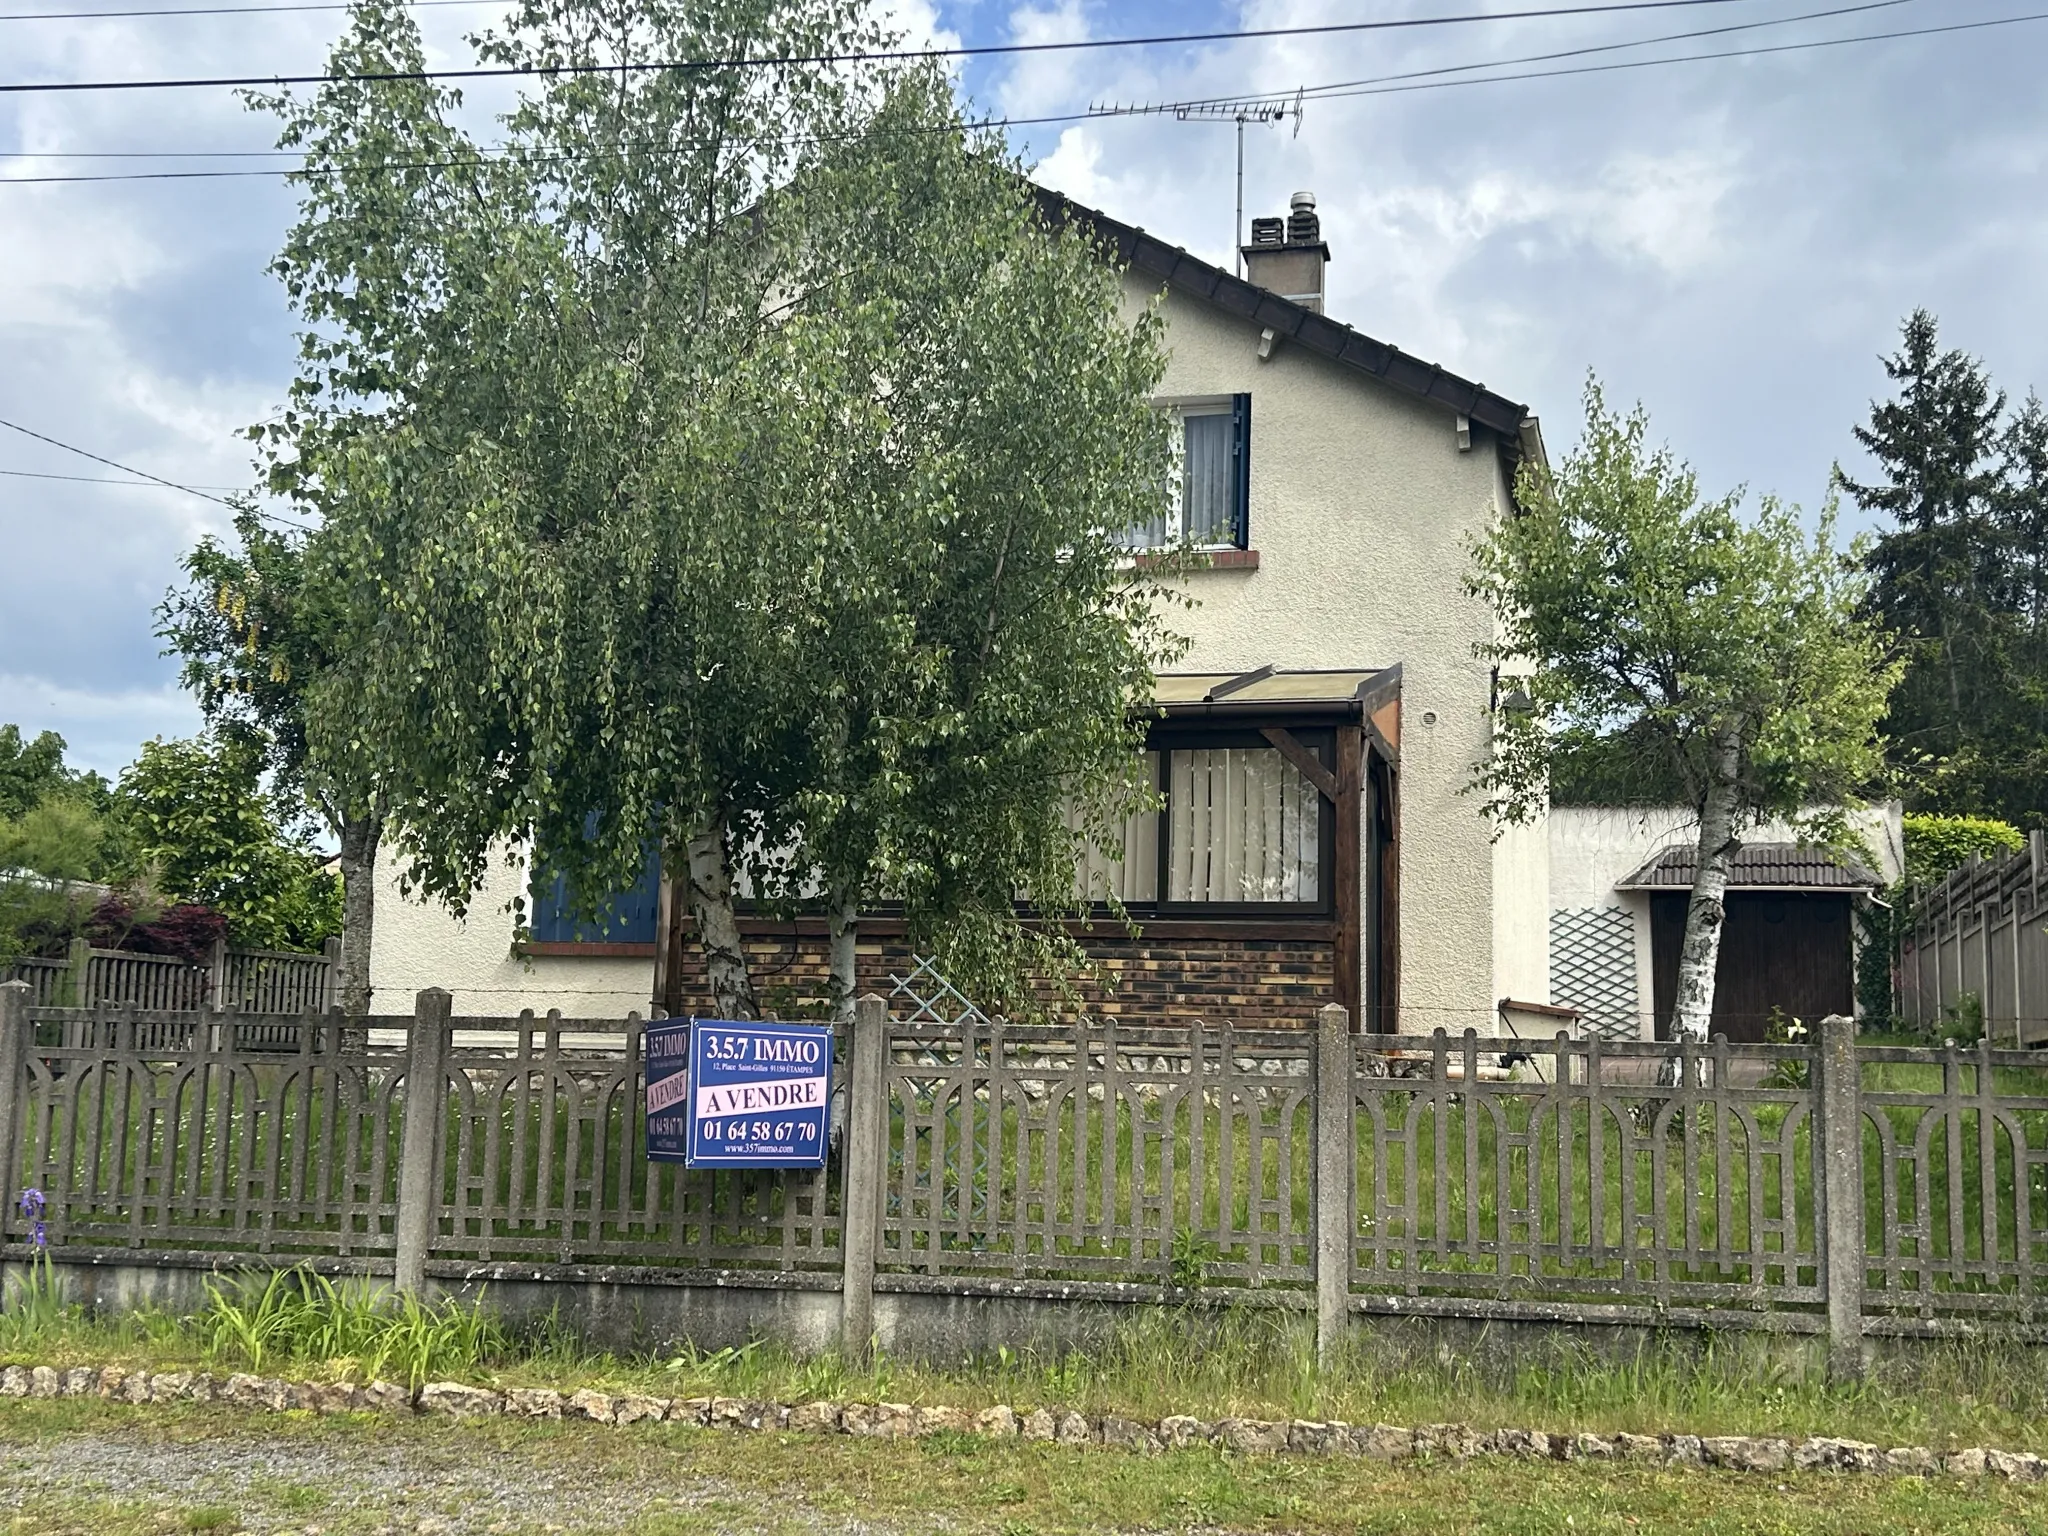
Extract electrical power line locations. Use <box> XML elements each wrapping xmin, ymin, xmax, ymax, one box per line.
<box><xmin>0</xmin><ymin>416</ymin><xmax>233</xmax><ymax>503</ymax></box>
<box><xmin>0</xmin><ymin>0</ymin><xmax>1774</xmax><ymax>93</ymax></box>
<box><xmin>0</xmin><ymin>115</ymin><xmax>1097</xmax><ymax>181</ymax></box>
<box><xmin>0</xmin><ymin>466</ymin><xmax>244</xmax><ymax>488</ymax></box>
<box><xmin>0</xmin><ymin>0</ymin><xmax>1923</xmax><ymax>160</ymax></box>
<box><xmin>1</xmin><ymin>0</ymin><xmax>483</xmax><ymax>18</ymax></box>
<box><xmin>1166</xmin><ymin>0</ymin><xmax>1917</xmax><ymax>110</ymax></box>
<box><xmin>0</xmin><ymin>416</ymin><xmax>314</xmax><ymax>530</ymax></box>
<box><xmin>1305</xmin><ymin>6</ymin><xmax>2048</xmax><ymax>102</ymax></box>
<box><xmin>4</xmin><ymin>7</ymin><xmax>2041</xmax><ymax>186</ymax></box>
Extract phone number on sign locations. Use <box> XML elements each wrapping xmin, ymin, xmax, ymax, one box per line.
<box><xmin>701</xmin><ymin>1119</ymin><xmax>819</xmax><ymax>1143</ymax></box>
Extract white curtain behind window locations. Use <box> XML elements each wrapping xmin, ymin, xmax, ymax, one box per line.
<box><xmin>1116</xmin><ymin>409</ymin><xmax>1235</xmax><ymax>550</ymax></box>
<box><xmin>1167</xmin><ymin>747</ymin><xmax>1320</xmax><ymax>902</ymax></box>
<box><xmin>1066</xmin><ymin>753</ymin><xmax>1160</xmax><ymax>902</ymax></box>
<box><xmin>1182</xmin><ymin>411</ymin><xmax>1235</xmax><ymax>546</ymax></box>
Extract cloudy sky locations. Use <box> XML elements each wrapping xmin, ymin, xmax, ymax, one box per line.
<box><xmin>4</xmin><ymin>0</ymin><xmax>2047</xmax><ymax>779</ymax></box>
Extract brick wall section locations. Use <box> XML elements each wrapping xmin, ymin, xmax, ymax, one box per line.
<box><xmin>662</xmin><ymin>924</ymin><xmax>1335</xmax><ymax>1030</ymax></box>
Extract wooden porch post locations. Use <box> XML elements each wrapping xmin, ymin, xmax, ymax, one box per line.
<box><xmin>1334</xmin><ymin>727</ymin><xmax>1363</xmax><ymax>1032</ymax></box>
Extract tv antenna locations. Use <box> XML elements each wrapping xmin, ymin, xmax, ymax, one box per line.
<box><xmin>1087</xmin><ymin>90</ymin><xmax>1304</xmax><ymax>277</ymax></box>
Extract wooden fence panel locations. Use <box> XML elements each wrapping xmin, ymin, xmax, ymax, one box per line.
<box><xmin>1904</xmin><ymin>834</ymin><xmax>2048</xmax><ymax>1043</ymax></box>
<box><xmin>9</xmin><ymin>1007</ymin><xmax>404</xmax><ymax>1256</ymax></box>
<box><xmin>7</xmin><ymin>999</ymin><xmax>2048</xmax><ymax>1337</ymax></box>
<box><xmin>1350</xmin><ymin>1030</ymin><xmax>1822</xmax><ymax>1311</ymax></box>
<box><xmin>220</xmin><ymin>949</ymin><xmax>332</xmax><ymax>1015</ymax></box>
<box><xmin>1859</xmin><ymin>1038</ymin><xmax>2048</xmax><ymax>1317</ymax></box>
<box><xmin>4</xmin><ymin>945</ymin><xmax>332</xmax><ymax>1014</ymax></box>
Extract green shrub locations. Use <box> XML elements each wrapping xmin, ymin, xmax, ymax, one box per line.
<box><xmin>1904</xmin><ymin>813</ymin><xmax>2025</xmax><ymax>886</ymax></box>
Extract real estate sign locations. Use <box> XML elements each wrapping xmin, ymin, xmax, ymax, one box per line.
<box><xmin>643</xmin><ymin>1017</ymin><xmax>832</xmax><ymax>1169</ymax></box>
<box><xmin>643</xmin><ymin>1018</ymin><xmax>693</xmax><ymax>1163</ymax></box>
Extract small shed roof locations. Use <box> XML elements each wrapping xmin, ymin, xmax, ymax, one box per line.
<box><xmin>1617</xmin><ymin>842</ymin><xmax>1882</xmax><ymax>893</ymax></box>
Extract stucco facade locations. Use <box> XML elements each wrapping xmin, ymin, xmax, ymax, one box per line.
<box><xmin>365</xmin><ymin>191</ymin><xmax>1551</xmax><ymax>1031</ymax></box>
<box><xmin>366</xmin><ymin>840</ymin><xmax>654</xmax><ymax>1017</ymax></box>
<box><xmin>1130</xmin><ymin>271</ymin><xmax>1545</xmax><ymax>1032</ymax></box>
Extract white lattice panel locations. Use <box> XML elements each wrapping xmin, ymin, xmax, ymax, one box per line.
<box><xmin>1550</xmin><ymin>906</ymin><xmax>1640</xmax><ymax>1041</ymax></box>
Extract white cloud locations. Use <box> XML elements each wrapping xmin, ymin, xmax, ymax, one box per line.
<box><xmin>0</xmin><ymin>675</ymin><xmax>200</xmax><ymax>780</ymax></box>
<box><xmin>879</xmin><ymin>0</ymin><xmax>964</xmax><ymax>54</ymax></box>
<box><xmin>996</xmin><ymin>0</ymin><xmax>1094</xmax><ymax>119</ymax></box>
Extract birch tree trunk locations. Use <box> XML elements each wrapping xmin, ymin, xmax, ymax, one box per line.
<box><xmin>1671</xmin><ymin>720</ymin><xmax>1746</xmax><ymax>1043</ymax></box>
<box><xmin>334</xmin><ymin>811</ymin><xmax>383</xmax><ymax>1017</ymax></box>
<box><xmin>826</xmin><ymin>888</ymin><xmax>859</xmax><ymax>1028</ymax></box>
<box><xmin>684</xmin><ymin>810</ymin><xmax>757</xmax><ymax>1021</ymax></box>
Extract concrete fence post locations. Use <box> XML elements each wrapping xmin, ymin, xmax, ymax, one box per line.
<box><xmin>0</xmin><ymin>982</ymin><xmax>31</xmax><ymax>1203</ymax></box>
<box><xmin>206</xmin><ymin>937</ymin><xmax>229</xmax><ymax>1011</ymax></box>
<box><xmin>839</xmin><ymin>993</ymin><xmax>888</xmax><ymax>1359</ymax></box>
<box><xmin>1817</xmin><ymin>1012</ymin><xmax>1865</xmax><ymax>1383</ymax></box>
<box><xmin>394</xmin><ymin>987</ymin><xmax>452</xmax><ymax>1296</ymax></box>
<box><xmin>1314</xmin><ymin>1002</ymin><xmax>1354</xmax><ymax>1368</ymax></box>
<box><xmin>64</xmin><ymin>936</ymin><xmax>92</xmax><ymax>1011</ymax></box>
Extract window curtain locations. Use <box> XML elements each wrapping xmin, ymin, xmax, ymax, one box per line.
<box><xmin>1117</xmin><ymin>405</ymin><xmax>1244</xmax><ymax>550</ymax></box>
<box><xmin>1182</xmin><ymin>411</ymin><xmax>1236</xmax><ymax>546</ymax></box>
<box><xmin>1067</xmin><ymin>753</ymin><xmax>1160</xmax><ymax>902</ymax></box>
<box><xmin>1166</xmin><ymin>747</ymin><xmax>1321</xmax><ymax>902</ymax></box>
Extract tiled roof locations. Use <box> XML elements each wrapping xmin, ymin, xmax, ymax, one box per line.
<box><xmin>1032</xmin><ymin>186</ymin><xmax>1535</xmax><ymax>444</ymax></box>
<box><xmin>1617</xmin><ymin>842</ymin><xmax>1882</xmax><ymax>892</ymax></box>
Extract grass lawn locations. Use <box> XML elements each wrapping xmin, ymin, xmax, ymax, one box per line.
<box><xmin>1</xmin><ymin>1399</ymin><xmax>2046</xmax><ymax>1536</ymax></box>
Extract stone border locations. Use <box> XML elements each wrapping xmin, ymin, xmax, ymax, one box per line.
<box><xmin>1</xmin><ymin>1362</ymin><xmax>2041</xmax><ymax>1481</ymax></box>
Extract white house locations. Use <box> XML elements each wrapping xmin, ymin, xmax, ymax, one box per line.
<box><xmin>370</xmin><ymin>185</ymin><xmax>1557</xmax><ymax>1033</ymax></box>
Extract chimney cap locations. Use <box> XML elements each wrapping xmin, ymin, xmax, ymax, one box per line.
<box><xmin>1289</xmin><ymin>190</ymin><xmax>1316</xmax><ymax>212</ymax></box>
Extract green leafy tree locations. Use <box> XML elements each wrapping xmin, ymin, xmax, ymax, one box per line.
<box><xmin>0</xmin><ymin>728</ymin><xmax>126</xmax><ymax>963</ymax></box>
<box><xmin>1837</xmin><ymin>311</ymin><xmax>2048</xmax><ymax>826</ymax></box>
<box><xmin>263</xmin><ymin>1</ymin><xmax>1179</xmax><ymax>1019</ymax></box>
<box><xmin>1472</xmin><ymin>380</ymin><xmax>1899</xmax><ymax>1041</ymax></box>
<box><xmin>0</xmin><ymin>725</ymin><xmax>110</xmax><ymax>820</ymax></box>
<box><xmin>0</xmin><ymin>799</ymin><xmax>117</xmax><ymax>964</ymax></box>
<box><xmin>116</xmin><ymin>735</ymin><xmax>340</xmax><ymax>952</ymax></box>
<box><xmin>160</xmin><ymin>509</ymin><xmax>384</xmax><ymax>1012</ymax></box>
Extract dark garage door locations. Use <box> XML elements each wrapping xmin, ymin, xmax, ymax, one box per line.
<box><xmin>1651</xmin><ymin>892</ymin><xmax>1854</xmax><ymax>1043</ymax></box>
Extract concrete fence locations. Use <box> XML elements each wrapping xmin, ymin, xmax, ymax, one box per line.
<box><xmin>5</xmin><ymin>981</ymin><xmax>2048</xmax><ymax>1378</ymax></box>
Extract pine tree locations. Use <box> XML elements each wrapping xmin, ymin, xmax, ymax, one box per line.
<box><xmin>1835</xmin><ymin>310</ymin><xmax>2047</xmax><ymax>827</ymax></box>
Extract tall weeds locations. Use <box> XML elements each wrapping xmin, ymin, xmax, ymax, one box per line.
<box><xmin>200</xmin><ymin>1269</ymin><xmax>507</xmax><ymax>1389</ymax></box>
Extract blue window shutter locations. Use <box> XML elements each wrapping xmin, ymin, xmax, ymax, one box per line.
<box><xmin>1230</xmin><ymin>392</ymin><xmax>1252</xmax><ymax>549</ymax></box>
<box><xmin>529</xmin><ymin>836</ymin><xmax>661</xmax><ymax>943</ymax></box>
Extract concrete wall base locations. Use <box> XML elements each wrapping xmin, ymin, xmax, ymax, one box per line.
<box><xmin>9</xmin><ymin>1251</ymin><xmax>2041</xmax><ymax>1383</ymax></box>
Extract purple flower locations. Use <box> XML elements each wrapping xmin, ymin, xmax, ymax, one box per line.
<box><xmin>18</xmin><ymin>1188</ymin><xmax>45</xmax><ymax>1249</ymax></box>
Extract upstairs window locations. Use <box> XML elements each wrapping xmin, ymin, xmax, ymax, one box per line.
<box><xmin>1124</xmin><ymin>395</ymin><xmax>1251</xmax><ymax>551</ymax></box>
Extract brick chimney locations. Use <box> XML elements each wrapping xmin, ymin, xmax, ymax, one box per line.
<box><xmin>1241</xmin><ymin>190</ymin><xmax>1329</xmax><ymax>313</ymax></box>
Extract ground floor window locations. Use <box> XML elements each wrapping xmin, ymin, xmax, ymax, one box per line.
<box><xmin>1072</xmin><ymin>732</ymin><xmax>1332</xmax><ymax>914</ymax></box>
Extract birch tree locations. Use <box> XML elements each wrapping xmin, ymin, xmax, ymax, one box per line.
<box><xmin>1471</xmin><ymin>381</ymin><xmax>1897</xmax><ymax>1041</ymax></box>
<box><xmin>271</xmin><ymin>1</ymin><xmax>1179</xmax><ymax>1018</ymax></box>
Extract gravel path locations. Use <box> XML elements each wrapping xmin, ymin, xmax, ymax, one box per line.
<box><xmin>0</xmin><ymin>1424</ymin><xmax>888</xmax><ymax>1535</ymax></box>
